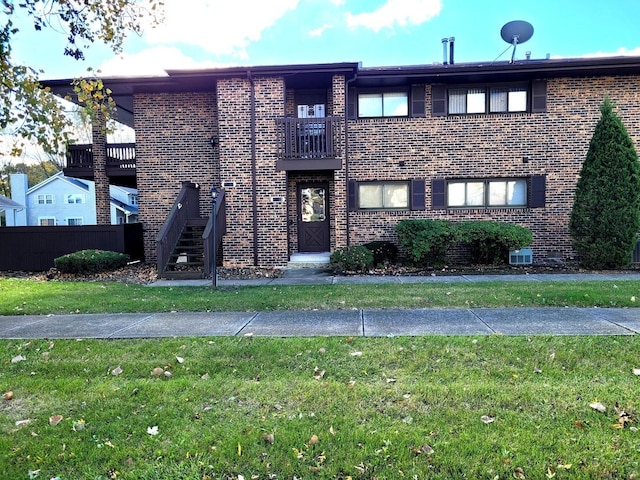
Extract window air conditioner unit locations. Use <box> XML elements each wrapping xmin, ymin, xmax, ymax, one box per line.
<box><xmin>509</xmin><ymin>248</ymin><xmax>533</xmax><ymax>265</ymax></box>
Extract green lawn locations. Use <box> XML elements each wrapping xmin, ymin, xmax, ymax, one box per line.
<box><xmin>1</xmin><ymin>336</ymin><xmax>639</xmax><ymax>479</ymax></box>
<box><xmin>1</xmin><ymin>278</ymin><xmax>639</xmax><ymax>478</ymax></box>
<box><xmin>2</xmin><ymin>277</ymin><xmax>640</xmax><ymax>315</ymax></box>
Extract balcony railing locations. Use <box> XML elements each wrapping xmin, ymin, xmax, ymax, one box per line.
<box><xmin>65</xmin><ymin>143</ymin><xmax>136</xmax><ymax>177</ymax></box>
<box><xmin>277</xmin><ymin>117</ymin><xmax>341</xmax><ymax>170</ymax></box>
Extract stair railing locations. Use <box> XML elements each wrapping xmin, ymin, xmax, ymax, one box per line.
<box><xmin>156</xmin><ymin>182</ymin><xmax>201</xmax><ymax>275</ymax></box>
<box><xmin>203</xmin><ymin>189</ymin><xmax>226</xmax><ymax>279</ymax></box>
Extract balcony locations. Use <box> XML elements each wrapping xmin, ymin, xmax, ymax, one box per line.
<box><xmin>275</xmin><ymin>117</ymin><xmax>342</xmax><ymax>171</ymax></box>
<box><xmin>65</xmin><ymin>143</ymin><xmax>136</xmax><ymax>185</ymax></box>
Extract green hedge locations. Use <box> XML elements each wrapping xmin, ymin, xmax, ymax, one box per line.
<box><xmin>54</xmin><ymin>249</ymin><xmax>130</xmax><ymax>274</ymax></box>
<box><xmin>394</xmin><ymin>219</ymin><xmax>532</xmax><ymax>267</ymax></box>
<box><xmin>362</xmin><ymin>241</ymin><xmax>398</xmax><ymax>266</ymax></box>
<box><xmin>329</xmin><ymin>246</ymin><xmax>374</xmax><ymax>273</ymax></box>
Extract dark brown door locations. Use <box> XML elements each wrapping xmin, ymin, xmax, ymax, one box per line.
<box><xmin>298</xmin><ymin>183</ymin><xmax>330</xmax><ymax>252</ymax></box>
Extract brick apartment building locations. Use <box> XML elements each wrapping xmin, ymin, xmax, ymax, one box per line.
<box><xmin>45</xmin><ymin>55</ymin><xmax>640</xmax><ymax>274</ymax></box>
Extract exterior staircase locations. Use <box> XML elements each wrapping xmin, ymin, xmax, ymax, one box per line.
<box><xmin>161</xmin><ymin>218</ymin><xmax>207</xmax><ymax>279</ymax></box>
<box><xmin>287</xmin><ymin>252</ymin><xmax>331</xmax><ymax>269</ymax></box>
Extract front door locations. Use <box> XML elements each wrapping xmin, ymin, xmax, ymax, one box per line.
<box><xmin>298</xmin><ymin>183</ymin><xmax>330</xmax><ymax>252</ymax></box>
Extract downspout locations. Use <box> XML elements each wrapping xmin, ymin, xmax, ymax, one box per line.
<box><xmin>248</xmin><ymin>71</ymin><xmax>258</xmax><ymax>266</ymax></box>
<box><xmin>344</xmin><ymin>70</ymin><xmax>358</xmax><ymax>247</ymax></box>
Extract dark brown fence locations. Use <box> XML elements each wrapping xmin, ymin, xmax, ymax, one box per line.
<box><xmin>0</xmin><ymin>223</ymin><xmax>144</xmax><ymax>272</ymax></box>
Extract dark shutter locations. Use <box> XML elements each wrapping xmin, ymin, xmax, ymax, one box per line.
<box><xmin>410</xmin><ymin>179</ymin><xmax>426</xmax><ymax>210</ymax></box>
<box><xmin>531</xmin><ymin>80</ymin><xmax>547</xmax><ymax>113</ymax></box>
<box><xmin>431</xmin><ymin>85</ymin><xmax>447</xmax><ymax>117</ymax></box>
<box><xmin>411</xmin><ymin>85</ymin><xmax>426</xmax><ymax>117</ymax></box>
<box><xmin>347</xmin><ymin>88</ymin><xmax>357</xmax><ymax>119</ymax></box>
<box><xmin>431</xmin><ymin>178</ymin><xmax>446</xmax><ymax>209</ymax></box>
<box><xmin>348</xmin><ymin>179</ymin><xmax>357</xmax><ymax>211</ymax></box>
<box><xmin>529</xmin><ymin>175</ymin><xmax>546</xmax><ymax>207</ymax></box>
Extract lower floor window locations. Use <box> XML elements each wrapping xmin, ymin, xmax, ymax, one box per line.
<box><xmin>39</xmin><ymin>217</ymin><xmax>56</xmax><ymax>226</ymax></box>
<box><xmin>358</xmin><ymin>182</ymin><xmax>409</xmax><ymax>209</ymax></box>
<box><xmin>447</xmin><ymin>179</ymin><xmax>527</xmax><ymax>207</ymax></box>
<box><xmin>67</xmin><ymin>217</ymin><xmax>83</xmax><ymax>226</ymax></box>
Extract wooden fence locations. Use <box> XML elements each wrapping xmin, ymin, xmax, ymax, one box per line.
<box><xmin>0</xmin><ymin>223</ymin><xmax>144</xmax><ymax>272</ymax></box>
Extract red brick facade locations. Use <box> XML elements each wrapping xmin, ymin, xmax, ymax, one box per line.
<box><xmin>121</xmin><ymin>60</ymin><xmax>640</xmax><ymax>268</ymax></box>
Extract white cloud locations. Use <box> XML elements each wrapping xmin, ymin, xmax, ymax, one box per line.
<box><xmin>144</xmin><ymin>0</ymin><xmax>300</xmax><ymax>58</ymax></box>
<box><xmin>345</xmin><ymin>0</ymin><xmax>441</xmax><ymax>32</ymax></box>
<box><xmin>97</xmin><ymin>47</ymin><xmax>228</xmax><ymax>77</ymax></box>
<box><xmin>550</xmin><ymin>47</ymin><xmax>640</xmax><ymax>60</ymax></box>
<box><xmin>309</xmin><ymin>24</ymin><xmax>333</xmax><ymax>37</ymax></box>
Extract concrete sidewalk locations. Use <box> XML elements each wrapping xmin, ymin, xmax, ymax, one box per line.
<box><xmin>2</xmin><ymin>271</ymin><xmax>640</xmax><ymax>339</ymax></box>
<box><xmin>1</xmin><ymin>307</ymin><xmax>639</xmax><ymax>339</ymax></box>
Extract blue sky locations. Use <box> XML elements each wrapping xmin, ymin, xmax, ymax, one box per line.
<box><xmin>9</xmin><ymin>0</ymin><xmax>640</xmax><ymax>79</ymax></box>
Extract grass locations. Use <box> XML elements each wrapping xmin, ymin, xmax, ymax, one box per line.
<box><xmin>1</xmin><ymin>336</ymin><xmax>639</xmax><ymax>479</ymax></box>
<box><xmin>2</xmin><ymin>277</ymin><xmax>640</xmax><ymax>315</ymax></box>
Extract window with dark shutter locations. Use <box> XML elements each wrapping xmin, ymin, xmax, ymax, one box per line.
<box><xmin>431</xmin><ymin>85</ymin><xmax>447</xmax><ymax>117</ymax></box>
<box><xmin>531</xmin><ymin>80</ymin><xmax>547</xmax><ymax>113</ymax></box>
<box><xmin>431</xmin><ymin>178</ymin><xmax>446</xmax><ymax>209</ymax></box>
<box><xmin>411</xmin><ymin>179</ymin><xmax>426</xmax><ymax>210</ymax></box>
<box><xmin>411</xmin><ymin>85</ymin><xmax>426</xmax><ymax>117</ymax></box>
<box><xmin>348</xmin><ymin>179</ymin><xmax>357</xmax><ymax>211</ymax></box>
<box><xmin>529</xmin><ymin>175</ymin><xmax>546</xmax><ymax>207</ymax></box>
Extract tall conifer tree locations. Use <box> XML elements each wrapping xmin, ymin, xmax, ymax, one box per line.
<box><xmin>569</xmin><ymin>98</ymin><xmax>640</xmax><ymax>268</ymax></box>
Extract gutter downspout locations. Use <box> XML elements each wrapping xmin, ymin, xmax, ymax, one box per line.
<box><xmin>248</xmin><ymin>71</ymin><xmax>258</xmax><ymax>266</ymax></box>
<box><xmin>344</xmin><ymin>70</ymin><xmax>358</xmax><ymax>247</ymax></box>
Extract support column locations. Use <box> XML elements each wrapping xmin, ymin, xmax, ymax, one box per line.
<box><xmin>92</xmin><ymin>115</ymin><xmax>111</xmax><ymax>225</ymax></box>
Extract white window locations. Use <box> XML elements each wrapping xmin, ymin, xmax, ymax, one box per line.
<box><xmin>36</xmin><ymin>194</ymin><xmax>54</xmax><ymax>205</ymax></box>
<box><xmin>449</xmin><ymin>85</ymin><xmax>528</xmax><ymax>114</ymax></box>
<box><xmin>66</xmin><ymin>194</ymin><xmax>85</xmax><ymax>204</ymax></box>
<box><xmin>358</xmin><ymin>92</ymin><xmax>408</xmax><ymax>117</ymax></box>
<box><xmin>67</xmin><ymin>217</ymin><xmax>83</xmax><ymax>226</ymax></box>
<box><xmin>129</xmin><ymin>194</ymin><xmax>138</xmax><ymax>205</ymax></box>
<box><xmin>358</xmin><ymin>182</ymin><xmax>409</xmax><ymax>209</ymax></box>
<box><xmin>447</xmin><ymin>179</ymin><xmax>527</xmax><ymax>207</ymax></box>
<box><xmin>38</xmin><ymin>217</ymin><xmax>56</xmax><ymax>226</ymax></box>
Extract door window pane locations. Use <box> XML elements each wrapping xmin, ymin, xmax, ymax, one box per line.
<box><xmin>301</xmin><ymin>187</ymin><xmax>325</xmax><ymax>222</ymax></box>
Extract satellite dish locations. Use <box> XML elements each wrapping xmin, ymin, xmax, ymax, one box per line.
<box><xmin>500</xmin><ymin>20</ymin><xmax>534</xmax><ymax>63</ymax></box>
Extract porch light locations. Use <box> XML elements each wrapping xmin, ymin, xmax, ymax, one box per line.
<box><xmin>209</xmin><ymin>136</ymin><xmax>218</xmax><ymax>148</ymax></box>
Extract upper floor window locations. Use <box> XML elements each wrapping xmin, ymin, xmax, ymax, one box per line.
<box><xmin>358</xmin><ymin>182</ymin><xmax>410</xmax><ymax>209</ymax></box>
<box><xmin>129</xmin><ymin>194</ymin><xmax>138</xmax><ymax>205</ymax></box>
<box><xmin>432</xmin><ymin>80</ymin><xmax>547</xmax><ymax>117</ymax></box>
<box><xmin>448</xmin><ymin>85</ymin><xmax>528</xmax><ymax>115</ymax></box>
<box><xmin>358</xmin><ymin>91</ymin><xmax>408</xmax><ymax>118</ymax></box>
<box><xmin>66</xmin><ymin>194</ymin><xmax>85</xmax><ymax>204</ymax></box>
<box><xmin>36</xmin><ymin>194</ymin><xmax>54</xmax><ymax>205</ymax></box>
<box><xmin>447</xmin><ymin>179</ymin><xmax>527</xmax><ymax>207</ymax></box>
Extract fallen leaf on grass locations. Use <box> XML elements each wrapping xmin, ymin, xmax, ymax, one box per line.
<box><xmin>15</xmin><ymin>419</ymin><xmax>31</xmax><ymax>428</ymax></box>
<box><xmin>513</xmin><ymin>466</ymin><xmax>526</xmax><ymax>479</ymax></box>
<box><xmin>49</xmin><ymin>415</ymin><xmax>63</xmax><ymax>426</ymax></box>
<box><xmin>481</xmin><ymin>415</ymin><xmax>495</xmax><ymax>424</ymax></box>
<box><xmin>111</xmin><ymin>366</ymin><xmax>123</xmax><ymax>376</ymax></box>
<box><xmin>147</xmin><ymin>426</ymin><xmax>159</xmax><ymax>435</ymax></box>
<box><xmin>201</xmin><ymin>373</ymin><xmax>210</xmax><ymax>380</ymax></box>
<box><xmin>313</xmin><ymin>367</ymin><xmax>325</xmax><ymax>380</ymax></box>
<box><xmin>151</xmin><ymin>367</ymin><xmax>164</xmax><ymax>376</ymax></box>
<box><xmin>589</xmin><ymin>401</ymin><xmax>606</xmax><ymax>413</ymax></box>
<box><xmin>176</xmin><ymin>356</ymin><xmax>184</xmax><ymax>364</ymax></box>
<box><xmin>632</xmin><ymin>368</ymin><xmax>640</xmax><ymax>376</ymax></box>
<box><xmin>308</xmin><ymin>434</ymin><xmax>319</xmax><ymax>445</ymax></box>
<box><xmin>262</xmin><ymin>433</ymin><xmax>275</xmax><ymax>444</ymax></box>
<box><xmin>3</xmin><ymin>391</ymin><xmax>13</xmax><ymax>400</ymax></box>
<box><xmin>350</xmin><ymin>351</ymin><xmax>363</xmax><ymax>357</ymax></box>
<box><xmin>412</xmin><ymin>444</ymin><xmax>434</xmax><ymax>455</ymax></box>
<box><xmin>11</xmin><ymin>355</ymin><xmax>26</xmax><ymax>363</ymax></box>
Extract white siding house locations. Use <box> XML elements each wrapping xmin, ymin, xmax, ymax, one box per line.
<box><xmin>6</xmin><ymin>173</ymin><xmax>138</xmax><ymax>226</ymax></box>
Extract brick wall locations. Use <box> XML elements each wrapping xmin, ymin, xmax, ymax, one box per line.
<box><xmin>134</xmin><ymin>91</ymin><xmax>218</xmax><ymax>265</ymax></box>
<box><xmin>346</xmin><ymin>75</ymin><xmax>640</xmax><ymax>262</ymax></box>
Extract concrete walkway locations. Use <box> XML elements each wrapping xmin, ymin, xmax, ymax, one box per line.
<box><xmin>2</xmin><ymin>271</ymin><xmax>640</xmax><ymax>339</ymax></box>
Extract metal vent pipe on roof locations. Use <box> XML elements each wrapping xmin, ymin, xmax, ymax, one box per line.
<box><xmin>449</xmin><ymin>37</ymin><xmax>455</xmax><ymax>65</ymax></box>
<box><xmin>441</xmin><ymin>37</ymin><xmax>449</xmax><ymax>65</ymax></box>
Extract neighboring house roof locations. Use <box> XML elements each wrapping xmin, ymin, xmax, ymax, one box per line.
<box><xmin>27</xmin><ymin>171</ymin><xmax>90</xmax><ymax>195</ymax></box>
<box><xmin>0</xmin><ymin>194</ymin><xmax>24</xmax><ymax>211</ymax></box>
<box><xmin>111</xmin><ymin>185</ymin><xmax>137</xmax><ymax>196</ymax></box>
<box><xmin>111</xmin><ymin>197</ymin><xmax>138</xmax><ymax>215</ymax></box>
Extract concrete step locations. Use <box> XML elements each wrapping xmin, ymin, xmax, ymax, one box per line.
<box><xmin>287</xmin><ymin>252</ymin><xmax>331</xmax><ymax>269</ymax></box>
